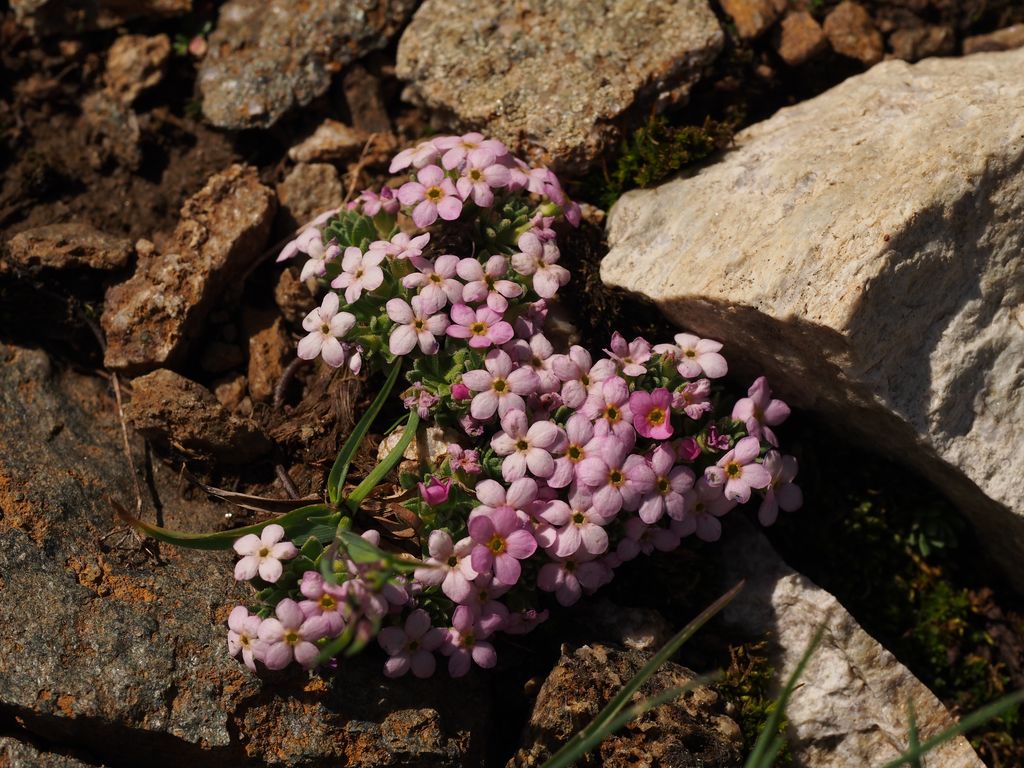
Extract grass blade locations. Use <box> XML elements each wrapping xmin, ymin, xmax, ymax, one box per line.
<box><xmin>744</xmin><ymin>624</ymin><xmax>825</xmax><ymax>768</ymax></box>
<box><xmin>879</xmin><ymin>689</ymin><xmax>1024</xmax><ymax>768</ymax></box>
<box><xmin>113</xmin><ymin>498</ymin><xmax>330</xmax><ymax>550</ymax></box>
<box><xmin>540</xmin><ymin>581</ymin><xmax>745</xmax><ymax>768</ymax></box>
<box><xmin>344</xmin><ymin>409</ymin><xmax>420</xmax><ymax>511</ymax></box>
<box><xmin>327</xmin><ymin>359</ymin><xmax>402</xmax><ymax>504</ymax></box>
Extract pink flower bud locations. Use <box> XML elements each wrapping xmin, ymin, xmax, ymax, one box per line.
<box><xmin>675</xmin><ymin>437</ymin><xmax>701</xmax><ymax>462</ymax></box>
<box><xmin>418</xmin><ymin>477</ymin><xmax>452</xmax><ymax>506</ymax></box>
<box><xmin>451</xmin><ymin>381</ymin><xmax>471</xmax><ymax>400</ymax></box>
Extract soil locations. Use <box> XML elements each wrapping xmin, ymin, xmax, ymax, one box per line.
<box><xmin>2</xmin><ymin>0</ymin><xmax>1024</xmax><ymax>766</ymax></box>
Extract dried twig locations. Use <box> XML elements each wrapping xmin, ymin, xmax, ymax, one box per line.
<box><xmin>275</xmin><ymin>464</ymin><xmax>301</xmax><ymax>500</ymax></box>
<box><xmin>111</xmin><ymin>372</ymin><xmax>144</xmax><ymax>517</ymax></box>
<box><xmin>273</xmin><ymin>356</ymin><xmax>308</xmax><ymax>411</ymax></box>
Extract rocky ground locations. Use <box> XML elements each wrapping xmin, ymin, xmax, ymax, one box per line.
<box><xmin>2</xmin><ymin>1</ymin><xmax>1024</xmax><ymax>766</ymax></box>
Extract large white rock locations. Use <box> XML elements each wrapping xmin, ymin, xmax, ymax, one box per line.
<box><xmin>719</xmin><ymin>519</ymin><xmax>983</xmax><ymax>767</ymax></box>
<box><xmin>602</xmin><ymin>49</ymin><xmax>1024</xmax><ymax>588</ymax></box>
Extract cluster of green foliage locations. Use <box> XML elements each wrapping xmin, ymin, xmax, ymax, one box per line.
<box><xmin>716</xmin><ymin>641</ymin><xmax>793</xmax><ymax>766</ymax></box>
<box><xmin>592</xmin><ymin>115</ymin><xmax>737</xmax><ymax>209</ymax></box>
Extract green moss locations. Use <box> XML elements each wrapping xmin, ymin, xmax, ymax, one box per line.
<box><xmin>716</xmin><ymin>641</ymin><xmax>793</xmax><ymax>766</ymax></box>
<box><xmin>593</xmin><ymin>115</ymin><xmax>737</xmax><ymax>209</ymax></box>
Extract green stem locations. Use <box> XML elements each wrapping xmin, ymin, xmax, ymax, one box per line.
<box><xmin>327</xmin><ymin>359</ymin><xmax>403</xmax><ymax>504</ymax></box>
<box><xmin>344</xmin><ymin>409</ymin><xmax>420</xmax><ymax>512</ymax></box>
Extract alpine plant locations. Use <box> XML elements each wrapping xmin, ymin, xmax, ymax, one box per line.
<box><xmin>170</xmin><ymin>134</ymin><xmax>803</xmax><ymax>678</ymax></box>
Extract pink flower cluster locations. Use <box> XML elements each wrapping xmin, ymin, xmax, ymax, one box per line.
<box><xmin>228</xmin><ymin>134</ymin><xmax>803</xmax><ymax>680</ymax></box>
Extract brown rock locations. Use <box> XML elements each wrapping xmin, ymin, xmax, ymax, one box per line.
<box><xmin>720</xmin><ymin>0</ymin><xmax>786</xmax><ymax>39</ymax></box>
<box><xmin>105</xmin><ymin>33</ymin><xmax>171</xmax><ymax>104</ymax></box>
<box><xmin>776</xmin><ymin>11</ymin><xmax>829</xmax><ymax>66</ymax></box>
<box><xmin>276</xmin><ymin>163</ymin><xmax>344</xmax><ymax>230</ymax></box>
<box><xmin>10</xmin><ymin>0</ymin><xmax>190</xmax><ymax>35</ymax></box>
<box><xmin>101</xmin><ymin>165</ymin><xmax>276</xmax><ymax>374</ymax></box>
<box><xmin>964</xmin><ymin>24</ymin><xmax>1024</xmax><ymax>55</ymax></box>
<box><xmin>248</xmin><ymin>318</ymin><xmax>291</xmax><ymax>402</ymax></box>
<box><xmin>343</xmin><ymin>63</ymin><xmax>393</xmax><ymax>134</ymax></box>
<box><xmin>125</xmin><ymin>368</ymin><xmax>269</xmax><ymax>463</ymax></box>
<box><xmin>213</xmin><ymin>373</ymin><xmax>247</xmax><ymax>411</ymax></box>
<box><xmin>2</xmin><ymin>222</ymin><xmax>132</xmax><ymax>275</ymax></box>
<box><xmin>199</xmin><ymin>340</ymin><xmax>245</xmax><ymax>374</ymax></box>
<box><xmin>888</xmin><ymin>25</ymin><xmax>954</xmax><ymax>61</ymax></box>
<box><xmin>823</xmin><ymin>1</ymin><xmax>884</xmax><ymax>65</ymax></box>
<box><xmin>274</xmin><ymin>266</ymin><xmax>314</xmax><ymax>325</ymax></box>
<box><xmin>508</xmin><ymin>644</ymin><xmax>743</xmax><ymax>767</ymax></box>
<box><xmin>288</xmin><ymin>119</ymin><xmax>368</xmax><ymax>164</ymax></box>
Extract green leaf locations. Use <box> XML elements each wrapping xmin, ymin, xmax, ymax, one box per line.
<box><xmin>344</xmin><ymin>409</ymin><xmax>420</xmax><ymax>512</ymax></box>
<box><xmin>327</xmin><ymin>359</ymin><xmax>403</xmax><ymax>504</ymax></box>
<box><xmin>744</xmin><ymin>625</ymin><xmax>825</xmax><ymax>768</ymax></box>
<box><xmin>879</xmin><ymin>689</ymin><xmax>1024</xmax><ymax>768</ymax></box>
<box><xmin>113</xmin><ymin>498</ymin><xmax>331</xmax><ymax>551</ymax></box>
<box><xmin>541</xmin><ymin>581</ymin><xmax>744</xmax><ymax>768</ymax></box>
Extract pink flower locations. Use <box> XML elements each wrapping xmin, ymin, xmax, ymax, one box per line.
<box><xmin>298</xmin><ymin>571</ymin><xmax>345</xmax><ymax>636</ymax></box>
<box><xmin>330</xmin><ymin>246</ymin><xmax>384</xmax><ymax>304</ymax></box>
<box><xmin>581</xmin><ymin>376</ymin><xmax>635</xmax><ymax>440</ymax></box>
<box><xmin>550</xmin><ymin>346</ymin><xmax>594</xmax><ymax>409</ymax></box>
<box><xmin>298</xmin><ymin>234</ymin><xmax>340</xmax><ymax>282</ymax></box>
<box><xmin>461</xmin><ymin>350</ymin><xmax>540</xmax><ymax>420</ymax></box>
<box><xmin>418</xmin><ymin>476</ymin><xmax>452</xmax><ymax>506</ymax></box>
<box><xmin>683</xmin><ymin>479</ymin><xmax>737</xmax><ymax>542</ymax></box>
<box><xmin>414</xmin><ymin>530</ymin><xmax>478</xmax><ymax>602</ymax></box>
<box><xmin>227</xmin><ymin>606</ymin><xmax>264</xmax><ymax>672</ymax></box>
<box><xmin>257</xmin><ymin>598</ymin><xmax>330</xmax><ymax>669</ymax></box>
<box><xmin>435</xmin><ymin>132</ymin><xmax>508</xmax><ymax>170</ymax></box>
<box><xmin>446</xmin><ymin>303</ymin><xmax>514</xmax><ymax>349</ymax></box>
<box><xmin>353</xmin><ymin>186</ymin><xmax>400</xmax><ymax>217</ymax></box>
<box><xmin>389</xmin><ymin>139</ymin><xmax>440</xmax><ymax>173</ymax></box>
<box><xmin>511</xmin><ymin>232</ymin><xmax>569</xmax><ymax>298</ymax></box>
<box><xmin>674</xmin><ymin>436</ymin><xmax>702</xmax><ymax>462</ymax></box>
<box><xmin>606</xmin><ymin>332</ymin><xmax>651</xmax><ymax>377</ymax></box>
<box><xmin>443</xmin><ymin>605</ymin><xmax>498</xmax><ymax>677</ymax></box>
<box><xmin>537</xmin><ymin>555</ymin><xmax>610</xmax><ymax>606</ymax></box>
<box><xmin>402</xmin><ymin>381</ymin><xmax>440</xmax><ymax>418</ymax></box>
<box><xmin>490</xmin><ymin>410</ymin><xmax>561</xmax><ymax>481</ymax></box>
<box><xmin>548</xmin><ymin>413</ymin><xmax>598</xmax><ymax>488</ymax></box>
<box><xmin>758</xmin><ymin>451</ymin><xmax>802</xmax><ymax>526</ymax></box>
<box><xmin>386</xmin><ymin>293</ymin><xmax>449</xmax><ymax>356</ymax></box>
<box><xmin>616</xmin><ymin>518</ymin><xmax>681</xmax><ymax>561</ymax></box>
<box><xmin>457</xmin><ymin>255</ymin><xmax>523</xmax><ymax>313</ymax></box>
<box><xmin>368</xmin><ymin>231</ymin><xmax>430</xmax><ymax>262</ymax></box>
<box><xmin>403</xmin><ymin>254</ymin><xmax>464</xmax><ymax>308</ymax></box>
<box><xmin>378</xmin><ymin>609</ymin><xmax>446</xmax><ymax>678</ymax></box>
<box><xmin>704</xmin><ymin>435</ymin><xmax>772</xmax><ymax>504</ymax></box>
<box><xmin>576</xmin><ymin>435</ymin><xmax>656</xmax><ymax>517</ymax></box>
<box><xmin>398</xmin><ymin>165</ymin><xmax>463</xmax><ymax>227</ymax></box>
<box><xmin>297</xmin><ymin>292</ymin><xmax>356</xmax><ymax>368</ymax></box>
<box><xmin>504</xmin><ymin>608</ymin><xmax>550</xmax><ymax>635</ymax></box>
<box><xmin>629</xmin><ymin>388</ymin><xmax>674</xmax><ymax>440</ymax></box>
<box><xmin>673</xmin><ymin>379</ymin><xmax>712</xmax><ymax>420</ymax></box>
<box><xmin>456</xmin><ymin>149</ymin><xmax>511</xmax><ymax>207</ymax></box>
<box><xmin>468</xmin><ymin>506</ymin><xmax>537</xmax><ymax>586</ymax></box>
<box><xmin>732</xmin><ymin>376</ymin><xmax>791</xmax><ymax>447</ymax></box>
<box><xmin>638</xmin><ymin>445</ymin><xmax>694</xmax><ymax>524</ymax></box>
<box><xmin>233</xmin><ymin>523</ymin><xmax>298</xmax><ymax>583</ymax></box>
<box><xmin>537</xmin><ymin>487</ymin><xmax>611</xmax><ymax>557</ymax></box>
<box><xmin>673</xmin><ymin>333</ymin><xmax>728</xmax><ymax>379</ymax></box>
<box><xmin>447</xmin><ymin>443</ymin><xmax>481</xmax><ymax>474</ymax></box>
<box><xmin>506</xmin><ymin>333</ymin><xmax>560</xmax><ymax>394</ymax></box>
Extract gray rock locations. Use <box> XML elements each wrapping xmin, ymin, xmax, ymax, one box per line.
<box><xmin>276</xmin><ymin>162</ymin><xmax>344</xmax><ymax>231</ymax></box>
<box><xmin>508</xmin><ymin>644</ymin><xmax>743</xmax><ymax>767</ymax></box>
<box><xmin>0</xmin><ymin>737</ymin><xmax>105</xmax><ymax>767</ymax></box>
<box><xmin>0</xmin><ymin>343</ymin><xmax>487</xmax><ymax>767</ymax></box>
<box><xmin>602</xmin><ymin>49</ymin><xmax>1024</xmax><ymax>590</ymax></box>
<box><xmin>101</xmin><ymin>165</ymin><xmax>276</xmax><ymax>374</ymax></box>
<box><xmin>2</xmin><ymin>222</ymin><xmax>132</xmax><ymax>275</ymax></box>
<box><xmin>396</xmin><ymin>0</ymin><xmax>723</xmax><ymax>172</ymax></box>
<box><xmin>81</xmin><ymin>90</ymin><xmax>142</xmax><ymax>170</ymax></box>
<box><xmin>10</xmin><ymin>0</ymin><xmax>190</xmax><ymax>36</ymax></box>
<box><xmin>198</xmin><ymin>0</ymin><xmax>416</xmax><ymax>130</ymax></box>
<box><xmin>718</xmin><ymin>519</ymin><xmax>983</xmax><ymax>767</ymax></box>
